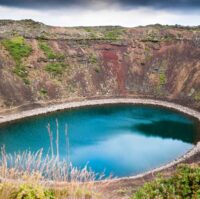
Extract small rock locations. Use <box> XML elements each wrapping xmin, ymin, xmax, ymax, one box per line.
<box><xmin>188</xmin><ymin>88</ymin><xmax>195</xmax><ymax>97</ymax></box>
<box><xmin>37</xmin><ymin>57</ymin><xmax>48</xmax><ymax>62</ymax></box>
<box><xmin>27</xmin><ymin>64</ymin><xmax>34</xmax><ymax>68</ymax></box>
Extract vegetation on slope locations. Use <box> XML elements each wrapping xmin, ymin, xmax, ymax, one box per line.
<box><xmin>38</xmin><ymin>41</ymin><xmax>64</xmax><ymax>61</ymax></box>
<box><xmin>131</xmin><ymin>164</ymin><xmax>200</xmax><ymax>199</ymax></box>
<box><xmin>0</xmin><ymin>183</ymin><xmax>53</xmax><ymax>199</ymax></box>
<box><xmin>38</xmin><ymin>40</ymin><xmax>68</xmax><ymax>77</ymax></box>
<box><xmin>2</xmin><ymin>36</ymin><xmax>32</xmax><ymax>84</ymax></box>
<box><xmin>45</xmin><ymin>63</ymin><xmax>66</xmax><ymax>76</ymax></box>
<box><xmin>84</xmin><ymin>27</ymin><xmax>125</xmax><ymax>40</ymax></box>
<box><xmin>104</xmin><ymin>29</ymin><xmax>124</xmax><ymax>40</ymax></box>
<box><xmin>0</xmin><ymin>183</ymin><xmax>97</xmax><ymax>199</ymax></box>
<box><xmin>0</xmin><ymin>20</ymin><xmax>200</xmax><ymax>118</ymax></box>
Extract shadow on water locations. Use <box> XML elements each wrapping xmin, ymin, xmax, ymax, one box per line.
<box><xmin>133</xmin><ymin>120</ymin><xmax>200</xmax><ymax>144</ymax></box>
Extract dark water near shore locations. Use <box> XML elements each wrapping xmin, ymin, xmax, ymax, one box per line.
<box><xmin>0</xmin><ymin>104</ymin><xmax>199</xmax><ymax>177</ymax></box>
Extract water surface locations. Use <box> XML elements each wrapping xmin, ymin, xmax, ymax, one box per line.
<box><xmin>0</xmin><ymin>104</ymin><xmax>199</xmax><ymax>177</ymax></box>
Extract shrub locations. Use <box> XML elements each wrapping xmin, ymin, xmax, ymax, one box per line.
<box><xmin>14</xmin><ymin>184</ymin><xmax>54</xmax><ymax>199</ymax></box>
<box><xmin>132</xmin><ymin>164</ymin><xmax>200</xmax><ymax>199</ymax></box>
<box><xmin>0</xmin><ymin>183</ymin><xmax>97</xmax><ymax>199</ymax></box>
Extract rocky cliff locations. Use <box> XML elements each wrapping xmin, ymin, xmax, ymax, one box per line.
<box><xmin>0</xmin><ymin>19</ymin><xmax>200</xmax><ymax>111</ymax></box>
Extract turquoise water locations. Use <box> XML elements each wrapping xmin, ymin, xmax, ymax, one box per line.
<box><xmin>0</xmin><ymin>104</ymin><xmax>199</xmax><ymax>177</ymax></box>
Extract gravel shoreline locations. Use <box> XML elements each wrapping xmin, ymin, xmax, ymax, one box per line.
<box><xmin>0</xmin><ymin>98</ymin><xmax>200</xmax><ymax>184</ymax></box>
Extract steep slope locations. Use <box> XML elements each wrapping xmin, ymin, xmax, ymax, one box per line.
<box><xmin>0</xmin><ymin>19</ymin><xmax>200</xmax><ymax>111</ymax></box>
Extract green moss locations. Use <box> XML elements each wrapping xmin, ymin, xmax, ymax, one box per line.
<box><xmin>39</xmin><ymin>41</ymin><xmax>67</xmax><ymax>77</ymax></box>
<box><xmin>132</xmin><ymin>164</ymin><xmax>200</xmax><ymax>199</ymax></box>
<box><xmin>2</xmin><ymin>36</ymin><xmax>32</xmax><ymax>64</ymax></box>
<box><xmin>89</xmin><ymin>54</ymin><xmax>97</xmax><ymax>64</ymax></box>
<box><xmin>159</xmin><ymin>73</ymin><xmax>167</xmax><ymax>85</ymax></box>
<box><xmin>2</xmin><ymin>36</ymin><xmax>32</xmax><ymax>84</ymax></box>
<box><xmin>84</xmin><ymin>27</ymin><xmax>124</xmax><ymax>40</ymax></box>
<box><xmin>104</xmin><ymin>29</ymin><xmax>124</xmax><ymax>40</ymax></box>
<box><xmin>39</xmin><ymin>41</ymin><xmax>64</xmax><ymax>60</ymax></box>
<box><xmin>155</xmin><ymin>72</ymin><xmax>167</xmax><ymax>95</ymax></box>
<box><xmin>39</xmin><ymin>41</ymin><xmax>56</xmax><ymax>59</ymax></box>
<box><xmin>94</xmin><ymin>66</ymin><xmax>101</xmax><ymax>73</ymax></box>
<box><xmin>84</xmin><ymin>27</ymin><xmax>92</xmax><ymax>32</ymax></box>
<box><xmin>194</xmin><ymin>92</ymin><xmax>200</xmax><ymax>101</ymax></box>
<box><xmin>84</xmin><ymin>28</ymin><xmax>99</xmax><ymax>39</ymax></box>
<box><xmin>45</xmin><ymin>63</ymin><xmax>66</xmax><ymax>76</ymax></box>
<box><xmin>39</xmin><ymin>88</ymin><xmax>48</xmax><ymax>97</ymax></box>
<box><xmin>13</xmin><ymin>65</ymin><xmax>30</xmax><ymax>85</ymax></box>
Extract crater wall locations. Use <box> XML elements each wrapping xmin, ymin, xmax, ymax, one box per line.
<box><xmin>0</xmin><ymin>20</ymin><xmax>200</xmax><ymax>112</ymax></box>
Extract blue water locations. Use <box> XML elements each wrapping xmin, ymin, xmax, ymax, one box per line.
<box><xmin>0</xmin><ymin>104</ymin><xmax>199</xmax><ymax>177</ymax></box>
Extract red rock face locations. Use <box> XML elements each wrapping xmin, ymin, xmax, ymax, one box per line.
<box><xmin>101</xmin><ymin>44</ymin><xmax>127</xmax><ymax>95</ymax></box>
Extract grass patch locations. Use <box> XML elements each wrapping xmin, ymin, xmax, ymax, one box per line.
<box><xmin>84</xmin><ymin>27</ymin><xmax>92</xmax><ymax>32</ymax></box>
<box><xmin>89</xmin><ymin>54</ymin><xmax>97</xmax><ymax>64</ymax></box>
<box><xmin>13</xmin><ymin>65</ymin><xmax>30</xmax><ymax>85</ymax></box>
<box><xmin>84</xmin><ymin>27</ymin><xmax>124</xmax><ymax>40</ymax></box>
<box><xmin>39</xmin><ymin>41</ymin><xmax>56</xmax><ymax>59</ymax></box>
<box><xmin>94</xmin><ymin>66</ymin><xmax>101</xmax><ymax>73</ymax></box>
<box><xmin>2</xmin><ymin>36</ymin><xmax>32</xmax><ymax>84</ymax></box>
<box><xmin>84</xmin><ymin>28</ymin><xmax>98</xmax><ymax>39</ymax></box>
<box><xmin>13</xmin><ymin>184</ymin><xmax>53</xmax><ymax>199</ymax></box>
<box><xmin>45</xmin><ymin>63</ymin><xmax>66</xmax><ymax>76</ymax></box>
<box><xmin>194</xmin><ymin>92</ymin><xmax>200</xmax><ymax>101</ymax></box>
<box><xmin>143</xmin><ymin>30</ymin><xmax>160</xmax><ymax>42</ymax></box>
<box><xmin>143</xmin><ymin>30</ymin><xmax>176</xmax><ymax>42</ymax></box>
<box><xmin>132</xmin><ymin>164</ymin><xmax>200</xmax><ymax>199</ymax></box>
<box><xmin>0</xmin><ymin>182</ymin><xmax>97</xmax><ymax>199</ymax></box>
<box><xmin>39</xmin><ymin>41</ymin><xmax>67</xmax><ymax>77</ymax></box>
<box><xmin>154</xmin><ymin>73</ymin><xmax>167</xmax><ymax>96</ymax></box>
<box><xmin>39</xmin><ymin>41</ymin><xmax>64</xmax><ymax>60</ymax></box>
<box><xmin>159</xmin><ymin>73</ymin><xmax>167</xmax><ymax>85</ymax></box>
<box><xmin>2</xmin><ymin>36</ymin><xmax>32</xmax><ymax>64</ymax></box>
<box><xmin>39</xmin><ymin>88</ymin><xmax>48</xmax><ymax>97</ymax></box>
<box><xmin>104</xmin><ymin>29</ymin><xmax>124</xmax><ymax>40</ymax></box>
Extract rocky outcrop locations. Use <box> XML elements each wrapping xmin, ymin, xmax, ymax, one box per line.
<box><xmin>0</xmin><ymin>20</ymin><xmax>200</xmax><ymax>111</ymax></box>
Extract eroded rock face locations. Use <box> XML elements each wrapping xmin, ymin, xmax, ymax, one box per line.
<box><xmin>0</xmin><ymin>20</ymin><xmax>200</xmax><ymax>111</ymax></box>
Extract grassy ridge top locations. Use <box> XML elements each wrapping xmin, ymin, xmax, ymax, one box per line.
<box><xmin>0</xmin><ymin>19</ymin><xmax>200</xmax><ymax>41</ymax></box>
